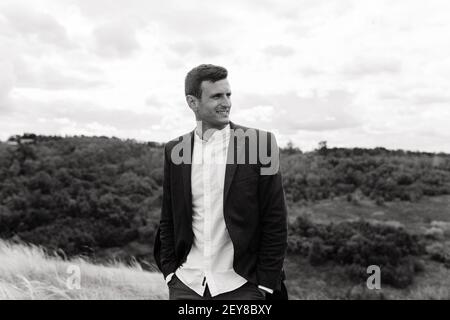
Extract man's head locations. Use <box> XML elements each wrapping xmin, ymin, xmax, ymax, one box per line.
<box><xmin>185</xmin><ymin>64</ymin><xmax>231</xmax><ymax>130</ymax></box>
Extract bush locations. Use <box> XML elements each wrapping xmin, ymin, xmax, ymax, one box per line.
<box><xmin>345</xmin><ymin>284</ymin><xmax>387</xmax><ymax>300</ymax></box>
<box><xmin>308</xmin><ymin>238</ymin><xmax>326</xmax><ymax>266</ymax></box>
<box><xmin>288</xmin><ymin>216</ymin><xmax>425</xmax><ymax>288</ymax></box>
<box><xmin>424</xmin><ymin>227</ymin><xmax>445</xmax><ymax>240</ymax></box>
<box><xmin>426</xmin><ymin>243</ymin><xmax>450</xmax><ymax>264</ymax></box>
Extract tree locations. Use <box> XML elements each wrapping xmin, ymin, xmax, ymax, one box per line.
<box><xmin>284</xmin><ymin>141</ymin><xmax>302</xmax><ymax>155</ymax></box>
<box><xmin>318</xmin><ymin>141</ymin><xmax>328</xmax><ymax>156</ymax></box>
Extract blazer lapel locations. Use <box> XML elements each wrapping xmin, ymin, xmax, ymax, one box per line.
<box><xmin>224</xmin><ymin>122</ymin><xmax>245</xmax><ymax>203</ymax></box>
<box><xmin>184</xmin><ymin>122</ymin><xmax>245</xmax><ymax>214</ymax></box>
<box><xmin>182</xmin><ymin>131</ymin><xmax>194</xmax><ymax>221</ymax></box>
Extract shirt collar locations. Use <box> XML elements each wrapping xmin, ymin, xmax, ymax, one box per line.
<box><xmin>195</xmin><ymin>123</ymin><xmax>230</xmax><ymax>143</ymax></box>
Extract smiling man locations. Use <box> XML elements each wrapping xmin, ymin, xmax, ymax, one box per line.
<box><xmin>154</xmin><ymin>64</ymin><xmax>288</xmax><ymax>300</ymax></box>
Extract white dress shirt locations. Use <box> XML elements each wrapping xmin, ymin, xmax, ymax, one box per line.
<box><xmin>166</xmin><ymin>124</ymin><xmax>273</xmax><ymax>296</ymax></box>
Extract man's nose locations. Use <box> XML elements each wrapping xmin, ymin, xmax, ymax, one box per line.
<box><xmin>221</xmin><ymin>96</ymin><xmax>231</xmax><ymax>107</ymax></box>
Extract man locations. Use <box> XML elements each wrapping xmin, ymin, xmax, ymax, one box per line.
<box><xmin>154</xmin><ymin>64</ymin><xmax>288</xmax><ymax>300</ymax></box>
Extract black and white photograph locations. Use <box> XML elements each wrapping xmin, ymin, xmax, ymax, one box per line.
<box><xmin>0</xmin><ymin>0</ymin><xmax>449</xmax><ymax>302</ymax></box>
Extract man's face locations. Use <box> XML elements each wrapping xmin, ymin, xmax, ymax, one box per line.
<box><xmin>193</xmin><ymin>78</ymin><xmax>231</xmax><ymax>129</ymax></box>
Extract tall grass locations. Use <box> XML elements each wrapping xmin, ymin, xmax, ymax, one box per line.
<box><xmin>0</xmin><ymin>240</ymin><xmax>168</xmax><ymax>300</ymax></box>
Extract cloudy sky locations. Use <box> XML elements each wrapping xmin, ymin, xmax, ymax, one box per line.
<box><xmin>1</xmin><ymin>0</ymin><xmax>450</xmax><ymax>152</ymax></box>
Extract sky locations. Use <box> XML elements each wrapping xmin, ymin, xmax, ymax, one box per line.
<box><xmin>1</xmin><ymin>0</ymin><xmax>450</xmax><ymax>152</ymax></box>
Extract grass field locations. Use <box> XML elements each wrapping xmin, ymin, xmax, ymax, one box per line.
<box><xmin>0</xmin><ymin>241</ymin><xmax>168</xmax><ymax>300</ymax></box>
<box><xmin>284</xmin><ymin>255</ymin><xmax>450</xmax><ymax>299</ymax></box>
<box><xmin>289</xmin><ymin>195</ymin><xmax>450</xmax><ymax>231</ymax></box>
<box><xmin>1</xmin><ymin>196</ymin><xmax>449</xmax><ymax>299</ymax></box>
<box><xmin>285</xmin><ymin>195</ymin><xmax>450</xmax><ymax>299</ymax></box>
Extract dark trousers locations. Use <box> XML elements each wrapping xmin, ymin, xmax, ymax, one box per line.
<box><xmin>168</xmin><ymin>275</ymin><xmax>266</xmax><ymax>300</ymax></box>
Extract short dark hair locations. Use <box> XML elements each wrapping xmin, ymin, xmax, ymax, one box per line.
<box><xmin>185</xmin><ymin>64</ymin><xmax>228</xmax><ymax>98</ymax></box>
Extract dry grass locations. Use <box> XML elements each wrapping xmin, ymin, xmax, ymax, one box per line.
<box><xmin>0</xmin><ymin>240</ymin><xmax>168</xmax><ymax>300</ymax></box>
<box><xmin>1</xmin><ymin>240</ymin><xmax>448</xmax><ymax>300</ymax></box>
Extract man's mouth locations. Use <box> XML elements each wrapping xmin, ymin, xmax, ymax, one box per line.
<box><xmin>216</xmin><ymin>110</ymin><xmax>229</xmax><ymax>116</ymax></box>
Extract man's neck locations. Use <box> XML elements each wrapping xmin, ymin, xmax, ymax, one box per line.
<box><xmin>195</xmin><ymin>121</ymin><xmax>229</xmax><ymax>141</ymax></box>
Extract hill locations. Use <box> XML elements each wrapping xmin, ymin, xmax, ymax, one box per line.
<box><xmin>1</xmin><ymin>134</ymin><xmax>449</xmax><ymax>264</ymax></box>
<box><xmin>1</xmin><ymin>134</ymin><xmax>450</xmax><ymax>299</ymax></box>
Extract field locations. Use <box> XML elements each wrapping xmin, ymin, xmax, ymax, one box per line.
<box><xmin>285</xmin><ymin>195</ymin><xmax>450</xmax><ymax>299</ymax></box>
<box><xmin>1</xmin><ymin>195</ymin><xmax>448</xmax><ymax>299</ymax></box>
<box><xmin>289</xmin><ymin>195</ymin><xmax>450</xmax><ymax>231</ymax></box>
<box><xmin>2</xmin><ymin>137</ymin><xmax>450</xmax><ymax>299</ymax></box>
<box><xmin>0</xmin><ymin>241</ymin><xmax>167</xmax><ymax>300</ymax></box>
<box><xmin>284</xmin><ymin>255</ymin><xmax>450</xmax><ymax>299</ymax></box>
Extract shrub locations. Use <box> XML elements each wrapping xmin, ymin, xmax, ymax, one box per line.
<box><xmin>345</xmin><ymin>284</ymin><xmax>387</xmax><ymax>300</ymax></box>
<box><xmin>288</xmin><ymin>216</ymin><xmax>425</xmax><ymax>288</ymax></box>
<box><xmin>426</xmin><ymin>243</ymin><xmax>450</xmax><ymax>264</ymax></box>
<box><xmin>308</xmin><ymin>238</ymin><xmax>326</xmax><ymax>266</ymax></box>
<box><xmin>424</xmin><ymin>227</ymin><xmax>445</xmax><ymax>240</ymax></box>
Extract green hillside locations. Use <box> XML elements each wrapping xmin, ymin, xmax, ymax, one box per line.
<box><xmin>1</xmin><ymin>134</ymin><xmax>450</xmax><ymax>298</ymax></box>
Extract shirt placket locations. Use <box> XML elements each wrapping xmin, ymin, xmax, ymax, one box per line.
<box><xmin>203</xmin><ymin>140</ymin><xmax>212</xmax><ymax>286</ymax></box>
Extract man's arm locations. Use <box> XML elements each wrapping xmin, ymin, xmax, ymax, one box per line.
<box><xmin>158</xmin><ymin>144</ymin><xmax>178</xmax><ymax>278</ymax></box>
<box><xmin>257</xmin><ymin>132</ymin><xmax>288</xmax><ymax>291</ymax></box>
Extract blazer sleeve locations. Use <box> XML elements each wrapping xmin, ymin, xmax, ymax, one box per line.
<box><xmin>158</xmin><ymin>144</ymin><xmax>178</xmax><ymax>277</ymax></box>
<box><xmin>256</xmin><ymin>132</ymin><xmax>288</xmax><ymax>291</ymax></box>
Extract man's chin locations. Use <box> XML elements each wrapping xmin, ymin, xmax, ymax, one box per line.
<box><xmin>199</xmin><ymin>118</ymin><xmax>230</xmax><ymax>129</ymax></box>
<box><xmin>215</xmin><ymin>117</ymin><xmax>230</xmax><ymax>125</ymax></box>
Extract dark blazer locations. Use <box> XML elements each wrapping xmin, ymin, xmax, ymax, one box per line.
<box><xmin>154</xmin><ymin>122</ymin><xmax>288</xmax><ymax>293</ymax></box>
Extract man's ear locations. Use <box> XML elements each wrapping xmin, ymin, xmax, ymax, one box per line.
<box><xmin>186</xmin><ymin>95</ymin><xmax>198</xmax><ymax>112</ymax></box>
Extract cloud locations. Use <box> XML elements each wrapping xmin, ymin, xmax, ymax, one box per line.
<box><xmin>240</xmin><ymin>0</ymin><xmax>334</xmax><ymax>21</ymax></box>
<box><xmin>145</xmin><ymin>95</ymin><xmax>164</xmax><ymax>107</ymax></box>
<box><xmin>71</xmin><ymin>0</ymin><xmax>232</xmax><ymax>38</ymax></box>
<box><xmin>298</xmin><ymin>67</ymin><xmax>324</xmax><ymax>77</ymax></box>
<box><xmin>379</xmin><ymin>88</ymin><xmax>450</xmax><ymax>106</ymax></box>
<box><xmin>35</xmin><ymin>100</ymin><xmax>162</xmax><ymax>131</ymax></box>
<box><xmin>342</xmin><ymin>57</ymin><xmax>402</xmax><ymax>77</ymax></box>
<box><xmin>263</xmin><ymin>45</ymin><xmax>295</xmax><ymax>57</ymax></box>
<box><xmin>93</xmin><ymin>22</ymin><xmax>140</xmax><ymax>58</ymax></box>
<box><xmin>158</xmin><ymin>9</ymin><xmax>232</xmax><ymax>38</ymax></box>
<box><xmin>1</xmin><ymin>95</ymin><xmax>192</xmax><ymax>142</ymax></box>
<box><xmin>0</xmin><ymin>61</ymin><xmax>14</xmax><ymax>111</ymax></box>
<box><xmin>163</xmin><ymin>57</ymin><xmax>187</xmax><ymax>70</ymax></box>
<box><xmin>412</xmin><ymin>93</ymin><xmax>450</xmax><ymax>105</ymax></box>
<box><xmin>378</xmin><ymin>91</ymin><xmax>404</xmax><ymax>101</ymax></box>
<box><xmin>233</xmin><ymin>90</ymin><xmax>361</xmax><ymax>134</ymax></box>
<box><xmin>13</xmin><ymin>62</ymin><xmax>106</xmax><ymax>90</ymax></box>
<box><xmin>1</xmin><ymin>5</ymin><xmax>73</xmax><ymax>49</ymax></box>
<box><xmin>1</xmin><ymin>0</ymin><xmax>450</xmax><ymax>153</ymax></box>
<box><xmin>233</xmin><ymin>105</ymin><xmax>275</xmax><ymax>124</ymax></box>
<box><xmin>168</xmin><ymin>40</ymin><xmax>224</xmax><ymax>58</ymax></box>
